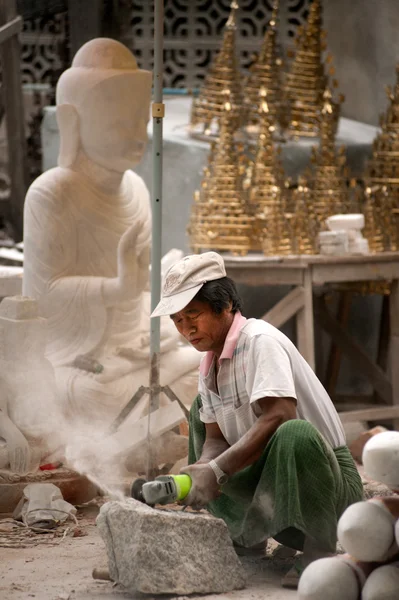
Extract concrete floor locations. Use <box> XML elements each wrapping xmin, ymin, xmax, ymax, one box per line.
<box><xmin>0</xmin><ymin>502</ymin><xmax>296</xmax><ymax>600</ymax></box>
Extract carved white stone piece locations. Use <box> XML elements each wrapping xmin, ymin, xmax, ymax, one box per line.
<box><xmin>362</xmin><ymin>431</ymin><xmax>399</xmax><ymax>489</ymax></box>
<box><xmin>337</xmin><ymin>500</ymin><xmax>397</xmax><ymax>562</ymax></box>
<box><xmin>362</xmin><ymin>562</ymin><xmax>399</xmax><ymax>600</ymax></box>
<box><xmin>298</xmin><ymin>557</ymin><xmax>362</xmax><ymax>600</ymax></box>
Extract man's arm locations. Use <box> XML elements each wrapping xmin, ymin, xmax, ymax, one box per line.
<box><xmin>196</xmin><ymin>422</ymin><xmax>230</xmax><ymax>464</ymax></box>
<box><xmin>213</xmin><ymin>396</ymin><xmax>296</xmax><ymax>476</ymax></box>
<box><xmin>181</xmin><ymin>396</ymin><xmax>296</xmax><ymax>507</ymax></box>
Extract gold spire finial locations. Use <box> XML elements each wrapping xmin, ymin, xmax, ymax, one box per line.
<box><xmin>226</xmin><ymin>1</ymin><xmax>239</xmax><ymax>29</ymax></box>
<box><xmin>244</xmin><ymin>1</ymin><xmax>283</xmax><ymax>132</ymax></box>
<box><xmin>189</xmin><ymin>1</ymin><xmax>242</xmax><ymax>138</ymax></box>
<box><xmin>270</xmin><ymin>0</ymin><xmax>279</xmax><ymax>26</ymax></box>
<box><xmin>284</xmin><ymin>0</ymin><xmax>342</xmax><ymax>137</ymax></box>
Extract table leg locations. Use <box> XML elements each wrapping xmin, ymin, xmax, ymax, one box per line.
<box><xmin>296</xmin><ymin>268</ymin><xmax>315</xmax><ymax>370</ymax></box>
<box><xmin>325</xmin><ymin>290</ymin><xmax>353</xmax><ymax>396</ymax></box>
<box><xmin>390</xmin><ymin>280</ymin><xmax>399</xmax><ymax>430</ymax></box>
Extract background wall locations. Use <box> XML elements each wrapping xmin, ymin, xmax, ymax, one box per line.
<box><xmin>324</xmin><ymin>0</ymin><xmax>399</xmax><ymax>125</ymax></box>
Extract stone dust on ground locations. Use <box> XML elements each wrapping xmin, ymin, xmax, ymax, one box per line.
<box><xmin>0</xmin><ymin>499</ymin><xmax>296</xmax><ymax>600</ymax></box>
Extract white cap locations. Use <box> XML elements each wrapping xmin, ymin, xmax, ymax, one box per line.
<box><xmin>151</xmin><ymin>252</ymin><xmax>226</xmax><ymax>318</ymax></box>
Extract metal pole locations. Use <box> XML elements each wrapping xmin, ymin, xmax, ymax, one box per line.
<box><xmin>147</xmin><ymin>0</ymin><xmax>164</xmax><ymax>477</ymax></box>
<box><xmin>150</xmin><ymin>0</ymin><xmax>164</xmax><ymax>404</ymax></box>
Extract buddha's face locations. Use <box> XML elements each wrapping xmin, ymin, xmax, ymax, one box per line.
<box><xmin>78</xmin><ymin>73</ymin><xmax>151</xmax><ymax>173</ymax></box>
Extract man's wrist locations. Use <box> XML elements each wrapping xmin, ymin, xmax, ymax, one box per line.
<box><xmin>208</xmin><ymin>459</ymin><xmax>229</xmax><ymax>485</ymax></box>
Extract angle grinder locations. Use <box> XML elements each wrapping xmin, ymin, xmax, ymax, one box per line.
<box><xmin>131</xmin><ymin>474</ymin><xmax>192</xmax><ymax>506</ymax></box>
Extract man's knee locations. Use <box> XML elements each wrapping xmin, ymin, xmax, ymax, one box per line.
<box><xmin>273</xmin><ymin>419</ymin><xmax>322</xmax><ymax>455</ymax></box>
<box><xmin>275</xmin><ymin>418</ymin><xmax>317</xmax><ymax>439</ymax></box>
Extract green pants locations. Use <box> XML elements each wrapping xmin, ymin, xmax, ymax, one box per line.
<box><xmin>188</xmin><ymin>395</ymin><xmax>363</xmax><ymax>552</ymax></box>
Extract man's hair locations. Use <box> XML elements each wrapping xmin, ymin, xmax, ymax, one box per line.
<box><xmin>193</xmin><ymin>277</ymin><xmax>243</xmax><ymax>314</ymax></box>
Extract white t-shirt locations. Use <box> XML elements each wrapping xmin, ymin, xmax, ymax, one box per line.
<box><xmin>199</xmin><ymin>315</ymin><xmax>346</xmax><ymax>449</ymax></box>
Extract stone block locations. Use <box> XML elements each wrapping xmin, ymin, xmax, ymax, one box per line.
<box><xmin>96</xmin><ymin>499</ymin><xmax>246</xmax><ymax>595</ymax></box>
<box><xmin>0</xmin><ymin>296</ymin><xmax>38</xmax><ymax>320</ymax></box>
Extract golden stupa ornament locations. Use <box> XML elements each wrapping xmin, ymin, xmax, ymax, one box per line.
<box><xmin>307</xmin><ymin>89</ymin><xmax>352</xmax><ymax>231</ymax></box>
<box><xmin>190</xmin><ymin>1</ymin><xmax>243</xmax><ymax>139</ymax></box>
<box><xmin>188</xmin><ymin>99</ymin><xmax>253</xmax><ymax>256</ymax></box>
<box><xmin>244</xmin><ymin>1</ymin><xmax>283</xmax><ymax>135</ymax></box>
<box><xmin>363</xmin><ymin>64</ymin><xmax>399</xmax><ymax>252</ymax></box>
<box><xmin>245</xmin><ymin>87</ymin><xmax>289</xmax><ymax>254</ymax></box>
<box><xmin>283</xmin><ymin>0</ymin><xmax>344</xmax><ymax>138</ymax></box>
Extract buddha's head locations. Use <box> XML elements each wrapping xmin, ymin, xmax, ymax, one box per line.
<box><xmin>56</xmin><ymin>38</ymin><xmax>152</xmax><ymax>173</ymax></box>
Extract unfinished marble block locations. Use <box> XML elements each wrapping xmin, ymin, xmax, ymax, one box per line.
<box><xmin>96</xmin><ymin>499</ymin><xmax>246</xmax><ymax>595</ymax></box>
<box><xmin>362</xmin><ymin>431</ymin><xmax>399</xmax><ymax>489</ymax></box>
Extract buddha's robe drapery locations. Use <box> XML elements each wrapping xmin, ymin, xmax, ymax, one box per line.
<box><xmin>23</xmin><ymin>168</ymin><xmax>200</xmax><ymax>426</ymax></box>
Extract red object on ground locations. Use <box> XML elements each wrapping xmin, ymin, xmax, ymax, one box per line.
<box><xmin>39</xmin><ymin>462</ymin><xmax>63</xmax><ymax>471</ymax></box>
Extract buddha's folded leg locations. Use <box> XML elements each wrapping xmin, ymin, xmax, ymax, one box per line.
<box><xmin>188</xmin><ymin>395</ymin><xmax>364</xmax><ymax>552</ymax></box>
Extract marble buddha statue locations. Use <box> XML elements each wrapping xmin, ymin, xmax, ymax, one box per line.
<box><xmin>22</xmin><ymin>38</ymin><xmax>200</xmax><ymax>432</ymax></box>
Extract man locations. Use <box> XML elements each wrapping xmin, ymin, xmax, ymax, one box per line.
<box><xmin>151</xmin><ymin>251</ymin><xmax>363</xmax><ymax>588</ymax></box>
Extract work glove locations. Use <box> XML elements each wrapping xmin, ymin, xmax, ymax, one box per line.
<box><xmin>179</xmin><ymin>462</ymin><xmax>221</xmax><ymax>509</ymax></box>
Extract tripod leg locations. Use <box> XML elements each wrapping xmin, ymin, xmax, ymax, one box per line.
<box><xmin>162</xmin><ymin>385</ymin><xmax>190</xmax><ymax>420</ymax></box>
<box><xmin>108</xmin><ymin>385</ymin><xmax>148</xmax><ymax>433</ymax></box>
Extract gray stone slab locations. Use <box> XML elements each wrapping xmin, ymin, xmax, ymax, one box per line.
<box><xmin>96</xmin><ymin>499</ymin><xmax>246</xmax><ymax>595</ymax></box>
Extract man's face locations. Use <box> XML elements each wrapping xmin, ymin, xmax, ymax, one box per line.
<box><xmin>171</xmin><ymin>299</ymin><xmax>233</xmax><ymax>355</ymax></box>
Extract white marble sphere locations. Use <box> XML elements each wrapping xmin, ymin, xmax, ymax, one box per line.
<box><xmin>362</xmin><ymin>431</ymin><xmax>399</xmax><ymax>490</ymax></box>
<box><xmin>337</xmin><ymin>500</ymin><xmax>397</xmax><ymax>562</ymax></box>
<box><xmin>297</xmin><ymin>557</ymin><xmax>361</xmax><ymax>600</ymax></box>
<box><xmin>362</xmin><ymin>563</ymin><xmax>399</xmax><ymax>600</ymax></box>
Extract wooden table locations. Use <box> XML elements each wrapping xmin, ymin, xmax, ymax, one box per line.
<box><xmin>224</xmin><ymin>252</ymin><xmax>399</xmax><ymax>425</ymax></box>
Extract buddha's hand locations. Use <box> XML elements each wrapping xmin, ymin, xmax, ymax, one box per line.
<box><xmin>6</xmin><ymin>428</ymin><xmax>31</xmax><ymax>475</ymax></box>
<box><xmin>117</xmin><ymin>221</ymin><xmax>150</xmax><ymax>298</ymax></box>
